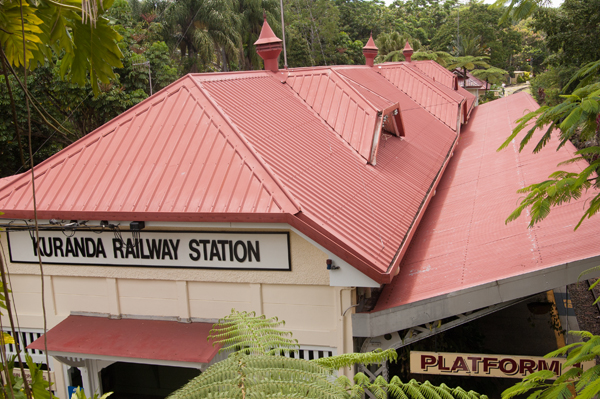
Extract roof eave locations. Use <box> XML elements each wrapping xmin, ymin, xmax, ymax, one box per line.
<box><xmin>0</xmin><ymin>210</ymin><xmax>294</xmax><ymax>224</ymax></box>
<box><xmin>0</xmin><ymin>209</ymin><xmax>392</xmax><ymax>284</ymax></box>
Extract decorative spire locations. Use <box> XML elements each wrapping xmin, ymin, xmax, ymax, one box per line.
<box><xmin>402</xmin><ymin>41</ymin><xmax>414</xmax><ymax>62</ymax></box>
<box><xmin>254</xmin><ymin>17</ymin><xmax>283</xmax><ymax>72</ymax></box>
<box><xmin>362</xmin><ymin>32</ymin><xmax>378</xmax><ymax>67</ymax></box>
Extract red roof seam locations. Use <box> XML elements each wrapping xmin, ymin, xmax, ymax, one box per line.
<box><xmin>123</xmin><ymin>89</ymin><xmax>185</xmax><ymax>211</ymax></box>
<box><xmin>137</xmin><ymin>89</ymin><xmax>195</xmax><ymax>212</ymax></box>
<box><xmin>191</xmin><ymin>76</ymin><xmax>302</xmax><ymax>212</ymax></box>
<box><xmin>156</xmin><ymin>104</ymin><xmax>206</xmax><ymax>212</ymax></box>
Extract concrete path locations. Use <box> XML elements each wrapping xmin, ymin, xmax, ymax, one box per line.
<box><xmin>504</xmin><ymin>82</ymin><xmax>531</xmax><ymax>96</ymax></box>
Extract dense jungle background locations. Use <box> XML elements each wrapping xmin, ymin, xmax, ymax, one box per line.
<box><xmin>0</xmin><ymin>0</ymin><xmax>597</xmax><ymax>177</ymax></box>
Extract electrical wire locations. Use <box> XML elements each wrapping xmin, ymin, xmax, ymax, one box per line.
<box><xmin>15</xmin><ymin>91</ymin><xmax>93</xmax><ymax>175</ymax></box>
<box><xmin>16</xmin><ymin>0</ymin><xmax>52</xmax><ymax>394</ymax></box>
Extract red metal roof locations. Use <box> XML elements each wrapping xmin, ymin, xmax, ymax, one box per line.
<box><xmin>196</xmin><ymin>68</ymin><xmax>457</xmax><ymax>278</ymax></box>
<box><xmin>374</xmin><ymin>92</ymin><xmax>600</xmax><ymax>311</ymax></box>
<box><xmin>412</xmin><ymin>60</ymin><xmax>456</xmax><ymax>89</ymax></box>
<box><xmin>0</xmin><ymin>64</ymin><xmax>463</xmax><ymax>283</ymax></box>
<box><xmin>0</xmin><ymin>174</ymin><xmax>21</xmax><ymax>189</ymax></box>
<box><xmin>28</xmin><ymin>315</ymin><xmax>219</xmax><ymax>364</ymax></box>
<box><xmin>285</xmin><ymin>69</ymin><xmax>382</xmax><ymax>162</ymax></box>
<box><xmin>378</xmin><ymin>64</ymin><xmax>463</xmax><ymax>131</ymax></box>
<box><xmin>0</xmin><ymin>76</ymin><xmax>299</xmax><ymax>222</ymax></box>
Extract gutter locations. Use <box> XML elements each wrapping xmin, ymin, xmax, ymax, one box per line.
<box><xmin>385</xmin><ymin>128</ymin><xmax>460</xmax><ymax>276</ymax></box>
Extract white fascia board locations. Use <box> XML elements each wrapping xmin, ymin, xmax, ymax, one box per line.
<box><xmin>353</xmin><ymin>255</ymin><xmax>600</xmax><ymax>337</ymax></box>
<box><xmin>49</xmin><ymin>351</ymin><xmax>207</xmax><ymax>370</ymax></box>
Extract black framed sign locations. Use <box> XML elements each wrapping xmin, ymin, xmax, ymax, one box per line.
<box><xmin>6</xmin><ymin>229</ymin><xmax>291</xmax><ymax>271</ymax></box>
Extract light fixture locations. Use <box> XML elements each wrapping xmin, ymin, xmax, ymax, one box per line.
<box><xmin>326</xmin><ymin>259</ymin><xmax>340</xmax><ymax>270</ymax></box>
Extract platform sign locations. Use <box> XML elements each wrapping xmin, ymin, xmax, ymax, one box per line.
<box><xmin>410</xmin><ymin>351</ymin><xmax>594</xmax><ymax>379</ymax></box>
<box><xmin>7</xmin><ymin>230</ymin><xmax>291</xmax><ymax>271</ymax></box>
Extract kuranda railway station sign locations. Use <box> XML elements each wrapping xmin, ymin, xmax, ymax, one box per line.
<box><xmin>7</xmin><ymin>229</ymin><xmax>291</xmax><ymax>270</ymax></box>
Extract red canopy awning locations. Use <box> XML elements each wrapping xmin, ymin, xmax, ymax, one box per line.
<box><xmin>28</xmin><ymin>315</ymin><xmax>220</xmax><ymax>365</ymax></box>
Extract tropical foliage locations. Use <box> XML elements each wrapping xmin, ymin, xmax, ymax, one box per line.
<box><xmin>497</xmin><ymin>59</ymin><xmax>600</xmax><ymax>228</ymax></box>
<box><xmin>168</xmin><ymin>310</ymin><xmax>489</xmax><ymax>399</ymax></box>
<box><xmin>502</xmin><ymin>331</ymin><xmax>600</xmax><ymax>399</ymax></box>
<box><xmin>0</xmin><ymin>0</ymin><xmax>124</xmax><ymax>95</ymax></box>
<box><xmin>0</xmin><ymin>0</ymin><xmax>545</xmax><ymax>178</ymax></box>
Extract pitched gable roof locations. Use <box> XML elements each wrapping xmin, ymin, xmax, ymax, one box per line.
<box><xmin>285</xmin><ymin>68</ymin><xmax>388</xmax><ymax>163</ymax></box>
<box><xmin>0</xmin><ymin>61</ymin><xmax>473</xmax><ymax>283</ymax></box>
<box><xmin>411</xmin><ymin>60</ymin><xmax>477</xmax><ymax>117</ymax></box>
<box><xmin>0</xmin><ymin>76</ymin><xmax>299</xmax><ymax>222</ymax></box>
<box><xmin>196</xmin><ymin>71</ymin><xmax>458</xmax><ymax>278</ymax></box>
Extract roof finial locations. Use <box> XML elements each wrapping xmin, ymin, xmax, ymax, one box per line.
<box><xmin>403</xmin><ymin>41</ymin><xmax>414</xmax><ymax>62</ymax></box>
<box><xmin>362</xmin><ymin>32</ymin><xmax>378</xmax><ymax>67</ymax></box>
<box><xmin>263</xmin><ymin>10</ymin><xmax>266</xmax><ymax>21</ymax></box>
<box><xmin>255</xmin><ymin>15</ymin><xmax>283</xmax><ymax>72</ymax></box>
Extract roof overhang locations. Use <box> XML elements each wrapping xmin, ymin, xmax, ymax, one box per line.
<box><xmin>28</xmin><ymin>315</ymin><xmax>220</xmax><ymax>368</ymax></box>
<box><xmin>353</xmin><ymin>254</ymin><xmax>600</xmax><ymax>337</ymax></box>
<box><xmin>353</xmin><ymin>93</ymin><xmax>600</xmax><ymax>337</ymax></box>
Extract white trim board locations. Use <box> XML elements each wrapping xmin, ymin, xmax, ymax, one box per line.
<box><xmin>353</xmin><ymin>255</ymin><xmax>600</xmax><ymax>337</ymax></box>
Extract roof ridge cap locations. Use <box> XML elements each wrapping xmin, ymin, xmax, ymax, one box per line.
<box><xmin>190</xmin><ymin>77</ymin><xmax>303</xmax><ymax>213</ymax></box>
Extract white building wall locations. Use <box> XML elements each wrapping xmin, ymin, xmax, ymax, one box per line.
<box><xmin>0</xmin><ymin>228</ymin><xmax>356</xmax><ymax>398</ymax></box>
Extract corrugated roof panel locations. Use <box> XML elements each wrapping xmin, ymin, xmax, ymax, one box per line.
<box><xmin>0</xmin><ymin>77</ymin><xmax>299</xmax><ymax>220</ymax></box>
<box><xmin>457</xmin><ymin>86</ymin><xmax>476</xmax><ymax>118</ymax></box>
<box><xmin>200</xmin><ymin>73</ymin><xmax>457</xmax><ymax>272</ymax></box>
<box><xmin>285</xmin><ymin>70</ymin><xmax>381</xmax><ymax>163</ymax></box>
<box><xmin>374</xmin><ymin>92</ymin><xmax>600</xmax><ymax>311</ymax></box>
<box><xmin>412</xmin><ymin>60</ymin><xmax>456</xmax><ymax>89</ymax></box>
<box><xmin>377</xmin><ymin>64</ymin><xmax>461</xmax><ymax>131</ymax></box>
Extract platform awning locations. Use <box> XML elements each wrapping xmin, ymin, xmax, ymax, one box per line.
<box><xmin>28</xmin><ymin>315</ymin><xmax>220</xmax><ymax>366</ymax></box>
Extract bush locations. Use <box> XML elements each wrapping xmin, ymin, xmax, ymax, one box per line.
<box><xmin>529</xmin><ymin>65</ymin><xmax>578</xmax><ymax>106</ymax></box>
<box><xmin>517</xmin><ymin>75</ymin><xmax>526</xmax><ymax>84</ymax></box>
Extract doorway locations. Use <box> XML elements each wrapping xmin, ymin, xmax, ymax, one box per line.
<box><xmin>100</xmin><ymin>362</ymin><xmax>200</xmax><ymax>399</ymax></box>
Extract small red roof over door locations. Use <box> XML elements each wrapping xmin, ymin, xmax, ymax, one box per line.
<box><xmin>28</xmin><ymin>315</ymin><xmax>219</xmax><ymax>364</ymax></box>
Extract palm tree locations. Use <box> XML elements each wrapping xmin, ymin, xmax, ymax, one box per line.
<box><xmin>448</xmin><ymin>55</ymin><xmax>491</xmax><ymax>88</ymax></box>
<box><xmin>164</xmin><ymin>0</ymin><xmax>241</xmax><ymax>72</ymax></box>
<box><xmin>471</xmin><ymin>67</ymin><xmax>508</xmax><ymax>91</ymax></box>
<box><xmin>490</xmin><ymin>0</ymin><xmax>543</xmax><ymax>23</ymax></box>
<box><xmin>412</xmin><ymin>50</ymin><xmax>453</xmax><ymax>67</ymax></box>
<box><xmin>237</xmin><ymin>0</ymin><xmax>280</xmax><ymax>70</ymax></box>
<box><xmin>374</xmin><ymin>32</ymin><xmax>421</xmax><ymax>63</ymax></box>
<box><xmin>447</xmin><ymin>34</ymin><xmax>490</xmax><ymax>88</ymax></box>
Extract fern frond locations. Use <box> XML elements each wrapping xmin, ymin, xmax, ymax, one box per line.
<box><xmin>312</xmin><ymin>349</ymin><xmax>397</xmax><ymax>369</ymax></box>
<box><xmin>208</xmin><ymin>310</ymin><xmax>299</xmax><ymax>355</ymax></box>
